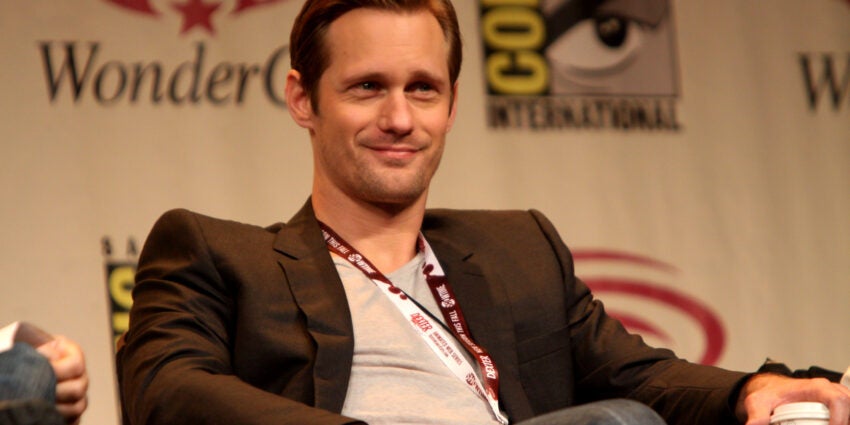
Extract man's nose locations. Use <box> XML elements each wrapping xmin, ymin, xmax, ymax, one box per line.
<box><xmin>377</xmin><ymin>92</ymin><xmax>414</xmax><ymax>135</ymax></box>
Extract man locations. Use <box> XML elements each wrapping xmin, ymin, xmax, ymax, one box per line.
<box><xmin>117</xmin><ymin>1</ymin><xmax>850</xmax><ymax>424</ymax></box>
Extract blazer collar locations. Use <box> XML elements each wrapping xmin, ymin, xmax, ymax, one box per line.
<box><xmin>423</xmin><ymin>217</ymin><xmax>534</xmax><ymax>421</ymax></box>
<box><xmin>272</xmin><ymin>203</ymin><xmax>532</xmax><ymax>420</ymax></box>
<box><xmin>273</xmin><ymin>199</ymin><xmax>354</xmax><ymax>414</ymax></box>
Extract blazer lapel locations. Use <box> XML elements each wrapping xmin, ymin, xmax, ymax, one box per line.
<box><xmin>273</xmin><ymin>200</ymin><xmax>353</xmax><ymax>414</ymax></box>
<box><xmin>424</xmin><ymin>226</ymin><xmax>535</xmax><ymax>421</ymax></box>
<box><xmin>271</xmin><ymin>204</ymin><xmax>534</xmax><ymax>419</ymax></box>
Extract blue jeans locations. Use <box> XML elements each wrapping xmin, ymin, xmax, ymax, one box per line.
<box><xmin>0</xmin><ymin>343</ymin><xmax>63</xmax><ymax>424</ymax></box>
<box><xmin>516</xmin><ymin>399</ymin><xmax>667</xmax><ymax>425</ymax></box>
<box><xmin>0</xmin><ymin>342</ymin><xmax>56</xmax><ymax>402</ymax></box>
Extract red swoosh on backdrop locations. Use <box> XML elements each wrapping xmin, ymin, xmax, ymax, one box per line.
<box><xmin>104</xmin><ymin>0</ymin><xmax>158</xmax><ymax>15</ymax></box>
<box><xmin>575</xmin><ymin>250</ymin><xmax>725</xmax><ymax>366</ymax></box>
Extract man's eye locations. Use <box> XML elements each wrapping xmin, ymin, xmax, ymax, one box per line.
<box><xmin>412</xmin><ymin>82</ymin><xmax>434</xmax><ymax>92</ymax></box>
<box><xmin>357</xmin><ymin>82</ymin><xmax>377</xmax><ymax>91</ymax></box>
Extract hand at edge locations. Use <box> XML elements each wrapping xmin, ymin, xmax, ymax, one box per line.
<box><xmin>736</xmin><ymin>373</ymin><xmax>850</xmax><ymax>425</ymax></box>
<box><xmin>37</xmin><ymin>335</ymin><xmax>88</xmax><ymax>424</ymax></box>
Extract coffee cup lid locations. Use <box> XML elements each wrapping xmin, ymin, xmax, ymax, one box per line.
<box><xmin>770</xmin><ymin>402</ymin><xmax>830</xmax><ymax>423</ymax></box>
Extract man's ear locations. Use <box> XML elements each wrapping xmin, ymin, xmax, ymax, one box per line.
<box><xmin>285</xmin><ymin>69</ymin><xmax>314</xmax><ymax>129</ymax></box>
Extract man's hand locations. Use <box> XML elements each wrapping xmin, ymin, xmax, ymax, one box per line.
<box><xmin>737</xmin><ymin>373</ymin><xmax>850</xmax><ymax>425</ymax></box>
<box><xmin>36</xmin><ymin>335</ymin><xmax>88</xmax><ymax>425</ymax></box>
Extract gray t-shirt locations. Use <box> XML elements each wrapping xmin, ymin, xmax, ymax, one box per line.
<box><xmin>333</xmin><ymin>252</ymin><xmax>503</xmax><ymax>425</ymax></box>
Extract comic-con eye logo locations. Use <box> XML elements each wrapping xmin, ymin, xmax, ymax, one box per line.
<box><xmin>482</xmin><ymin>0</ymin><xmax>678</xmax><ymax>96</ymax></box>
<box><xmin>542</xmin><ymin>0</ymin><xmax>678</xmax><ymax>97</ymax></box>
<box><xmin>480</xmin><ymin>0</ymin><xmax>681</xmax><ymax>130</ymax></box>
<box><xmin>574</xmin><ymin>249</ymin><xmax>725</xmax><ymax>366</ymax></box>
<box><xmin>105</xmin><ymin>0</ymin><xmax>287</xmax><ymax>35</ymax></box>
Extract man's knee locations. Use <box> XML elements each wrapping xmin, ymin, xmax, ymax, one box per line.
<box><xmin>518</xmin><ymin>399</ymin><xmax>667</xmax><ymax>425</ymax></box>
<box><xmin>591</xmin><ymin>399</ymin><xmax>666</xmax><ymax>425</ymax></box>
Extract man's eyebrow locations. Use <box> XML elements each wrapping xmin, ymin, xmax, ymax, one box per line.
<box><xmin>409</xmin><ymin>69</ymin><xmax>445</xmax><ymax>83</ymax></box>
<box><xmin>340</xmin><ymin>69</ymin><xmax>448</xmax><ymax>86</ymax></box>
<box><xmin>341</xmin><ymin>71</ymin><xmax>383</xmax><ymax>84</ymax></box>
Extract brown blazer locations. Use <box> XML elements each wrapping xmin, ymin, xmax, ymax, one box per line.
<box><xmin>117</xmin><ymin>201</ymin><xmax>747</xmax><ymax>425</ymax></box>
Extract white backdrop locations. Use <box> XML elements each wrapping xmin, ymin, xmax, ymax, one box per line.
<box><xmin>1</xmin><ymin>1</ymin><xmax>848</xmax><ymax>423</ymax></box>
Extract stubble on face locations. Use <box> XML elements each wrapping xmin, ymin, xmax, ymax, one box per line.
<box><xmin>308</xmin><ymin>8</ymin><xmax>455</xmax><ymax>211</ymax></box>
<box><xmin>320</xmin><ymin>134</ymin><xmax>445</xmax><ymax>208</ymax></box>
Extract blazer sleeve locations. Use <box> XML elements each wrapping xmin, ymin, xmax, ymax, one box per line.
<box><xmin>528</xmin><ymin>209</ymin><xmax>749</xmax><ymax>425</ymax></box>
<box><xmin>117</xmin><ymin>209</ymin><xmax>363</xmax><ymax>425</ymax></box>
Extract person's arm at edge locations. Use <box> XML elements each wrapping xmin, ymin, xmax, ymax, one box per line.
<box><xmin>735</xmin><ymin>373</ymin><xmax>850</xmax><ymax>425</ymax></box>
<box><xmin>527</xmin><ymin>208</ymin><xmax>747</xmax><ymax>424</ymax></box>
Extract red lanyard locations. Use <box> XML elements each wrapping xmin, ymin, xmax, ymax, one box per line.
<box><xmin>319</xmin><ymin>222</ymin><xmax>508</xmax><ymax>424</ymax></box>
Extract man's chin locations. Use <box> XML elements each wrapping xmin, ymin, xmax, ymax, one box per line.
<box><xmin>359</xmin><ymin>188</ymin><xmax>428</xmax><ymax>211</ymax></box>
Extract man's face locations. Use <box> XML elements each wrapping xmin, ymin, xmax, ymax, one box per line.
<box><xmin>299</xmin><ymin>8</ymin><xmax>457</xmax><ymax>208</ymax></box>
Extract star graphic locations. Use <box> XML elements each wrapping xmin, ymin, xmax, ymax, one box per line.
<box><xmin>172</xmin><ymin>0</ymin><xmax>222</xmax><ymax>35</ymax></box>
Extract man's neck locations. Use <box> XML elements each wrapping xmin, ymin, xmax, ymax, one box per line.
<box><xmin>312</xmin><ymin>190</ymin><xmax>427</xmax><ymax>274</ymax></box>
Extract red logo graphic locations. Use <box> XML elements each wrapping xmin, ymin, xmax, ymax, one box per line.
<box><xmin>574</xmin><ymin>249</ymin><xmax>725</xmax><ymax>366</ymax></box>
<box><xmin>105</xmin><ymin>0</ymin><xmax>287</xmax><ymax>35</ymax></box>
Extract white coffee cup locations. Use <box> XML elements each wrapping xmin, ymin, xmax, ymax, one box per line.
<box><xmin>769</xmin><ymin>402</ymin><xmax>830</xmax><ymax>425</ymax></box>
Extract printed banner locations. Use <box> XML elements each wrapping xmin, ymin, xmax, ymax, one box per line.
<box><xmin>1</xmin><ymin>1</ymin><xmax>847</xmax><ymax>423</ymax></box>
